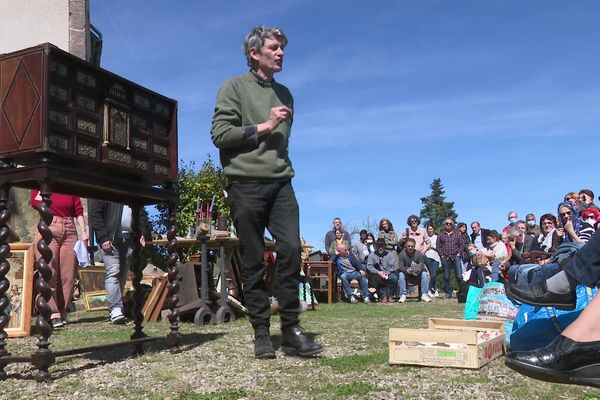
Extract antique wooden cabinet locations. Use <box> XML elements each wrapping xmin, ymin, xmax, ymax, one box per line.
<box><xmin>0</xmin><ymin>43</ymin><xmax>178</xmax><ymax>184</ymax></box>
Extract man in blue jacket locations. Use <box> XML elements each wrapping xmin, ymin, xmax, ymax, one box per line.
<box><xmin>334</xmin><ymin>243</ymin><xmax>370</xmax><ymax>303</ymax></box>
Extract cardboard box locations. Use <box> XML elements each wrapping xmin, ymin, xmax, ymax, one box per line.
<box><xmin>389</xmin><ymin>318</ymin><xmax>505</xmax><ymax>369</ymax></box>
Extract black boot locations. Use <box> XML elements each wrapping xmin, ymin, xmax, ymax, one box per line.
<box><xmin>506</xmin><ymin>281</ymin><xmax>576</xmax><ymax>310</ymax></box>
<box><xmin>505</xmin><ymin>335</ymin><xmax>600</xmax><ymax>388</ymax></box>
<box><xmin>281</xmin><ymin>326</ymin><xmax>324</xmax><ymax>357</ymax></box>
<box><xmin>254</xmin><ymin>335</ymin><xmax>276</xmax><ymax>359</ymax></box>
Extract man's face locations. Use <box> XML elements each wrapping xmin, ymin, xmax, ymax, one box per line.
<box><xmin>333</xmin><ymin>219</ymin><xmax>342</xmax><ymax>230</ymax></box>
<box><xmin>486</xmin><ymin>235</ymin><xmax>496</xmax><ymax>246</ymax></box>
<box><xmin>444</xmin><ymin>220</ymin><xmax>454</xmax><ymax>232</ymax></box>
<box><xmin>337</xmin><ymin>246</ymin><xmax>349</xmax><ymax>257</ymax></box>
<box><xmin>376</xmin><ymin>244</ymin><xmax>385</xmax><ymax>254</ymax></box>
<box><xmin>508</xmin><ymin>212</ymin><xmax>518</xmax><ymax>221</ymax></box>
<box><xmin>409</xmin><ymin>218</ymin><xmax>418</xmax><ymax>228</ymax></box>
<box><xmin>405</xmin><ymin>242</ymin><xmax>415</xmax><ymax>255</ymax></box>
<box><xmin>251</xmin><ymin>36</ymin><xmax>284</xmax><ymax>75</ymax></box>
<box><xmin>471</xmin><ymin>224</ymin><xmax>480</xmax><ymax>234</ymax></box>
<box><xmin>517</xmin><ymin>222</ymin><xmax>527</xmax><ymax>233</ymax></box>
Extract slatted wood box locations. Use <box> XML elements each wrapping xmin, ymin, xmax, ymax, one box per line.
<box><xmin>0</xmin><ymin>43</ymin><xmax>178</xmax><ymax>184</ymax></box>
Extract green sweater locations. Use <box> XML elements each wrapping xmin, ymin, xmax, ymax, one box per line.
<box><xmin>211</xmin><ymin>72</ymin><xmax>295</xmax><ymax>181</ymax></box>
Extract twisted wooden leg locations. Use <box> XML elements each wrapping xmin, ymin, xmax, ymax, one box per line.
<box><xmin>0</xmin><ymin>185</ymin><xmax>12</xmax><ymax>380</ymax></box>
<box><xmin>165</xmin><ymin>200</ymin><xmax>181</xmax><ymax>351</ymax></box>
<box><xmin>130</xmin><ymin>204</ymin><xmax>146</xmax><ymax>356</ymax></box>
<box><xmin>32</xmin><ymin>183</ymin><xmax>55</xmax><ymax>381</ymax></box>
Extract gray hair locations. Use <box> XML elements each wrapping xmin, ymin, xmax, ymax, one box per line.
<box><xmin>243</xmin><ymin>25</ymin><xmax>288</xmax><ymax>67</ymax></box>
<box><xmin>507</xmin><ymin>226</ymin><xmax>523</xmax><ymax>240</ymax></box>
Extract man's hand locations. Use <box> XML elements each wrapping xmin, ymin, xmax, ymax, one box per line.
<box><xmin>101</xmin><ymin>241</ymin><xmax>113</xmax><ymax>252</ymax></box>
<box><xmin>257</xmin><ymin>106</ymin><xmax>291</xmax><ymax>137</ymax></box>
<box><xmin>379</xmin><ymin>271</ymin><xmax>388</xmax><ymax>279</ymax></box>
<box><xmin>140</xmin><ymin>236</ymin><xmax>146</xmax><ymax>247</ymax></box>
<box><xmin>407</xmin><ymin>268</ymin><xmax>413</xmax><ymax>274</ymax></box>
<box><xmin>359</xmin><ymin>270</ymin><xmax>366</xmax><ymax>277</ymax></box>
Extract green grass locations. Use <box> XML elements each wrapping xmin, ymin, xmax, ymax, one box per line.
<box><xmin>4</xmin><ymin>301</ymin><xmax>600</xmax><ymax>399</ymax></box>
<box><xmin>311</xmin><ymin>382</ymin><xmax>381</xmax><ymax>399</ymax></box>
<box><xmin>319</xmin><ymin>351</ymin><xmax>388</xmax><ymax>372</ymax></box>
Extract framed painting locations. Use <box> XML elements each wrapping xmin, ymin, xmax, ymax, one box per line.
<box><xmin>83</xmin><ymin>290</ymin><xmax>108</xmax><ymax>311</ymax></box>
<box><xmin>79</xmin><ymin>265</ymin><xmax>105</xmax><ymax>293</ymax></box>
<box><xmin>4</xmin><ymin>243</ymin><xmax>34</xmax><ymax>338</ymax></box>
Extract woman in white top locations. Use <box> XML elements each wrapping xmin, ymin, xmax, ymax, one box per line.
<box><xmin>483</xmin><ymin>230</ymin><xmax>508</xmax><ymax>282</ymax></box>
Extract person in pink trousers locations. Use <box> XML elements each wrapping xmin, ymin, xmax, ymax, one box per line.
<box><xmin>30</xmin><ymin>191</ymin><xmax>88</xmax><ymax>328</ymax></box>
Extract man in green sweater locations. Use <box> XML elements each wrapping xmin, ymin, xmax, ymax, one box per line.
<box><xmin>211</xmin><ymin>25</ymin><xmax>323</xmax><ymax>359</ymax></box>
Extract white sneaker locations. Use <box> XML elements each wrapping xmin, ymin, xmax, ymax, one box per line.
<box><xmin>350</xmin><ymin>296</ymin><xmax>358</xmax><ymax>304</ymax></box>
<box><xmin>363</xmin><ymin>297</ymin><xmax>370</xmax><ymax>304</ymax></box>
<box><xmin>110</xmin><ymin>308</ymin><xmax>126</xmax><ymax>324</ymax></box>
<box><xmin>421</xmin><ymin>294</ymin><xmax>432</xmax><ymax>303</ymax></box>
<box><xmin>398</xmin><ymin>294</ymin><xmax>406</xmax><ymax>303</ymax></box>
<box><xmin>427</xmin><ymin>290</ymin><xmax>434</xmax><ymax>298</ymax></box>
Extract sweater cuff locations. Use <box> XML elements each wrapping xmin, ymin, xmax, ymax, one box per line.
<box><xmin>242</xmin><ymin>125</ymin><xmax>258</xmax><ymax>144</ymax></box>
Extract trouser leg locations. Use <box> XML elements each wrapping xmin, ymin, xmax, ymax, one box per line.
<box><xmin>565</xmin><ymin>230</ymin><xmax>600</xmax><ymax>287</ymax></box>
<box><xmin>340</xmin><ymin>273</ymin><xmax>353</xmax><ymax>298</ymax></box>
<box><xmin>420</xmin><ymin>271</ymin><xmax>429</xmax><ymax>296</ymax></box>
<box><xmin>227</xmin><ymin>182</ymin><xmax>271</xmax><ymax>335</ymax></box>
<box><xmin>267</xmin><ymin>182</ymin><xmax>301</xmax><ymax>331</ymax></box>
<box><xmin>387</xmin><ymin>272</ymin><xmax>399</xmax><ymax>297</ymax></box>
<box><xmin>57</xmin><ymin>219</ymin><xmax>78</xmax><ymax>318</ymax></box>
<box><xmin>102</xmin><ymin>239</ymin><xmax>129</xmax><ymax>312</ymax></box>
<box><xmin>358</xmin><ymin>274</ymin><xmax>370</xmax><ymax>298</ymax></box>
<box><xmin>442</xmin><ymin>259</ymin><xmax>452</xmax><ymax>294</ymax></box>
<box><xmin>426</xmin><ymin>257</ymin><xmax>439</xmax><ymax>291</ymax></box>
<box><xmin>398</xmin><ymin>272</ymin><xmax>407</xmax><ymax>295</ymax></box>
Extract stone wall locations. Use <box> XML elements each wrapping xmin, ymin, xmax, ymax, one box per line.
<box><xmin>0</xmin><ymin>0</ymin><xmax>91</xmax><ymax>243</ymax></box>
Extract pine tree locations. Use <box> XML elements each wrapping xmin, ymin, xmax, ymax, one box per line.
<box><xmin>419</xmin><ymin>178</ymin><xmax>458</xmax><ymax>231</ymax></box>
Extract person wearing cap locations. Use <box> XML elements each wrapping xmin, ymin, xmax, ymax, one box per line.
<box><xmin>366</xmin><ymin>238</ymin><xmax>399</xmax><ymax>302</ymax></box>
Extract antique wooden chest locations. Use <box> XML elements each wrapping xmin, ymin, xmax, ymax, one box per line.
<box><xmin>0</xmin><ymin>43</ymin><xmax>178</xmax><ymax>184</ymax></box>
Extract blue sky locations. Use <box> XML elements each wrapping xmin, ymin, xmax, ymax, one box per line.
<box><xmin>90</xmin><ymin>1</ymin><xmax>600</xmax><ymax>250</ymax></box>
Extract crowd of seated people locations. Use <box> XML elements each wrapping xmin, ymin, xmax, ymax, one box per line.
<box><xmin>322</xmin><ymin>188</ymin><xmax>600</xmax><ymax>304</ymax></box>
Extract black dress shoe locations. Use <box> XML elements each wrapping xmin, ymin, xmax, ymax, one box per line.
<box><xmin>254</xmin><ymin>335</ymin><xmax>276</xmax><ymax>359</ymax></box>
<box><xmin>281</xmin><ymin>326</ymin><xmax>324</xmax><ymax>357</ymax></box>
<box><xmin>505</xmin><ymin>335</ymin><xmax>600</xmax><ymax>388</ymax></box>
<box><xmin>506</xmin><ymin>281</ymin><xmax>575</xmax><ymax>310</ymax></box>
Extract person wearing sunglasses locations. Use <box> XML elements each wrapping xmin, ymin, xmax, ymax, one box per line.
<box><xmin>437</xmin><ymin>218</ymin><xmax>464</xmax><ymax>300</ymax></box>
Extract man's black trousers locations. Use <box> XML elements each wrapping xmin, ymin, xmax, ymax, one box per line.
<box><xmin>227</xmin><ymin>180</ymin><xmax>301</xmax><ymax>335</ymax></box>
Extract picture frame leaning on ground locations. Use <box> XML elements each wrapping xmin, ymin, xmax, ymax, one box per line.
<box><xmin>4</xmin><ymin>243</ymin><xmax>34</xmax><ymax>338</ymax></box>
<box><xmin>79</xmin><ymin>266</ymin><xmax>108</xmax><ymax>311</ymax></box>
